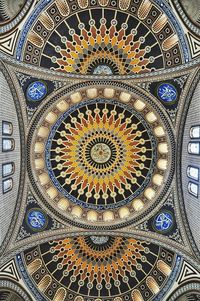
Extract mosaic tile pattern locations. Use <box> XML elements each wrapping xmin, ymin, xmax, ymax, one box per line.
<box><xmin>18</xmin><ymin>0</ymin><xmax>188</xmax><ymax>74</ymax></box>
<box><xmin>45</xmin><ymin>99</ymin><xmax>157</xmax><ymax>210</ymax></box>
<box><xmin>18</xmin><ymin>235</ymin><xmax>180</xmax><ymax>301</ymax></box>
<box><xmin>28</xmin><ymin>83</ymin><xmax>175</xmax><ymax>228</ymax></box>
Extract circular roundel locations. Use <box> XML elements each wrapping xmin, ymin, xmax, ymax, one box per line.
<box><xmin>29</xmin><ymin>83</ymin><xmax>175</xmax><ymax>228</ymax></box>
<box><xmin>45</xmin><ymin>99</ymin><xmax>157</xmax><ymax>210</ymax></box>
<box><xmin>157</xmin><ymin>83</ymin><xmax>177</xmax><ymax>103</ymax></box>
<box><xmin>153</xmin><ymin>211</ymin><xmax>173</xmax><ymax>232</ymax></box>
<box><xmin>26</xmin><ymin>81</ymin><xmax>47</xmax><ymax>102</ymax></box>
<box><xmin>26</xmin><ymin>208</ymin><xmax>47</xmax><ymax>231</ymax></box>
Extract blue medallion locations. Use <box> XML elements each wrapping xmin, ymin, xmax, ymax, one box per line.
<box><xmin>154</xmin><ymin>211</ymin><xmax>173</xmax><ymax>232</ymax></box>
<box><xmin>27</xmin><ymin>209</ymin><xmax>47</xmax><ymax>230</ymax></box>
<box><xmin>158</xmin><ymin>83</ymin><xmax>177</xmax><ymax>103</ymax></box>
<box><xmin>26</xmin><ymin>81</ymin><xmax>47</xmax><ymax>101</ymax></box>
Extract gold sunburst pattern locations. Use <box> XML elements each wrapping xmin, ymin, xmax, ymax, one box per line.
<box><xmin>19</xmin><ymin>0</ymin><xmax>185</xmax><ymax>74</ymax></box>
<box><xmin>29</xmin><ymin>84</ymin><xmax>174</xmax><ymax>227</ymax></box>
<box><xmin>17</xmin><ymin>235</ymin><xmax>180</xmax><ymax>301</ymax></box>
<box><xmin>49</xmin><ymin>19</ymin><xmax>154</xmax><ymax>74</ymax></box>
<box><xmin>45</xmin><ymin>100</ymin><xmax>156</xmax><ymax>209</ymax></box>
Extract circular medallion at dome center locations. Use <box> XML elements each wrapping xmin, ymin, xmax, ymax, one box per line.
<box><xmin>45</xmin><ymin>99</ymin><xmax>157</xmax><ymax>210</ymax></box>
<box><xmin>90</xmin><ymin>143</ymin><xmax>111</xmax><ymax>164</ymax></box>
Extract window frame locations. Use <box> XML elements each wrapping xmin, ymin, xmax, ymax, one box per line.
<box><xmin>2</xmin><ymin>138</ymin><xmax>15</xmax><ymax>152</ymax></box>
<box><xmin>188</xmin><ymin>181</ymin><xmax>198</xmax><ymax>198</ymax></box>
<box><xmin>188</xmin><ymin>141</ymin><xmax>200</xmax><ymax>155</ymax></box>
<box><xmin>2</xmin><ymin>121</ymin><xmax>13</xmax><ymax>136</ymax></box>
<box><xmin>187</xmin><ymin>165</ymin><xmax>199</xmax><ymax>181</ymax></box>
<box><xmin>2</xmin><ymin>162</ymin><xmax>15</xmax><ymax>178</ymax></box>
<box><xmin>190</xmin><ymin>125</ymin><xmax>200</xmax><ymax>139</ymax></box>
<box><xmin>2</xmin><ymin>178</ymin><xmax>13</xmax><ymax>194</ymax></box>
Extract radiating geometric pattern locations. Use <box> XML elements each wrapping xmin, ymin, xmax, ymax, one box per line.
<box><xmin>46</xmin><ymin>100</ymin><xmax>156</xmax><ymax>210</ymax></box>
<box><xmin>41</xmin><ymin>12</ymin><xmax>163</xmax><ymax>75</ymax></box>
<box><xmin>18</xmin><ymin>235</ymin><xmax>180</xmax><ymax>301</ymax></box>
<box><xmin>29</xmin><ymin>84</ymin><xmax>174</xmax><ymax>227</ymax></box>
<box><xmin>1</xmin><ymin>0</ymin><xmax>200</xmax><ymax>300</ymax></box>
<box><xmin>18</xmin><ymin>0</ymin><xmax>187</xmax><ymax>74</ymax></box>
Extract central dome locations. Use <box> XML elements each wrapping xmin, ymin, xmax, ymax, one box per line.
<box><xmin>29</xmin><ymin>83</ymin><xmax>174</xmax><ymax>228</ymax></box>
<box><xmin>45</xmin><ymin>99</ymin><xmax>156</xmax><ymax>210</ymax></box>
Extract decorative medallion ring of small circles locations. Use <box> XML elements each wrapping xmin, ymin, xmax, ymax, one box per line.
<box><xmin>30</xmin><ymin>84</ymin><xmax>174</xmax><ymax>228</ymax></box>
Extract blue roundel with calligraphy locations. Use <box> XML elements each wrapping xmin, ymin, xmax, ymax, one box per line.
<box><xmin>27</xmin><ymin>209</ymin><xmax>47</xmax><ymax>230</ymax></box>
<box><xmin>154</xmin><ymin>211</ymin><xmax>173</xmax><ymax>232</ymax></box>
<box><xmin>158</xmin><ymin>83</ymin><xmax>177</xmax><ymax>103</ymax></box>
<box><xmin>26</xmin><ymin>81</ymin><xmax>47</xmax><ymax>101</ymax></box>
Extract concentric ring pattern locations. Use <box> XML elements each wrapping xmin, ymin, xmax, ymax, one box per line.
<box><xmin>17</xmin><ymin>0</ymin><xmax>187</xmax><ymax>74</ymax></box>
<box><xmin>45</xmin><ymin>99</ymin><xmax>157</xmax><ymax>210</ymax></box>
<box><xmin>17</xmin><ymin>235</ymin><xmax>180</xmax><ymax>301</ymax></box>
<box><xmin>29</xmin><ymin>83</ymin><xmax>174</xmax><ymax>228</ymax></box>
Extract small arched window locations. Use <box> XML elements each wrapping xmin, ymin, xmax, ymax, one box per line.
<box><xmin>188</xmin><ymin>182</ymin><xmax>198</xmax><ymax>197</ymax></box>
<box><xmin>2</xmin><ymin>138</ymin><xmax>15</xmax><ymax>152</ymax></box>
<box><xmin>187</xmin><ymin>166</ymin><xmax>199</xmax><ymax>181</ymax></box>
<box><xmin>2</xmin><ymin>162</ymin><xmax>15</xmax><ymax>177</ymax></box>
<box><xmin>188</xmin><ymin>142</ymin><xmax>200</xmax><ymax>154</ymax></box>
<box><xmin>2</xmin><ymin>121</ymin><xmax>13</xmax><ymax>136</ymax></box>
<box><xmin>190</xmin><ymin>126</ymin><xmax>200</xmax><ymax>139</ymax></box>
<box><xmin>2</xmin><ymin>178</ymin><xmax>13</xmax><ymax>194</ymax></box>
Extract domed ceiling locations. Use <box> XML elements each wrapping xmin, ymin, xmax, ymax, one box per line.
<box><xmin>0</xmin><ymin>1</ymin><xmax>200</xmax><ymax>301</ymax></box>
<box><xmin>16</xmin><ymin>0</ymin><xmax>189</xmax><ymax>74</ymax></box>
<box><xmin>17</xmin><ymin>235</ymin><xmax>179</xmax><ymax>301</ymax></box>
<box><xmin>28</xmin><ymin>82</ymin><xmax>174</xmax><ymax>228</ymax></box>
